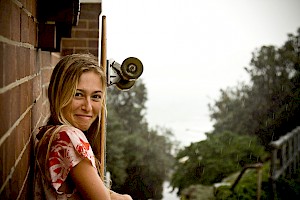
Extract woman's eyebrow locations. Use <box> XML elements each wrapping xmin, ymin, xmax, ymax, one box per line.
<box><xmin>94</xmin><ymin>90</ymin><xmax>103</xmax><ymax>93</ymax></box>
<box><xmin>76</xmin><ymin>89</ymin><xmax>103</xmax><ymax>93</ymax></box>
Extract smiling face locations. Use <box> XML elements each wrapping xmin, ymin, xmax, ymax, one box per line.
<box><xmin>62</xmin><ymin>71</ymin><xmax>104</xmax><ymax>131</ymax></box>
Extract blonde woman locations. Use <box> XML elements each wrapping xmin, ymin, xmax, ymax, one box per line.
<box><xmin>34</xmin><ymin>54</ymin><xmax>132</xmax><ymax>200</ymax></box>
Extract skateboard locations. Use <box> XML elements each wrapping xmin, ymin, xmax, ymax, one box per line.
<box><xmin>107</xmin><ymin>57</ymin><xmax>143</xmax><ymax>90</ymax></box>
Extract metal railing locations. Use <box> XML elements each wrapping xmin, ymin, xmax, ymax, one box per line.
<box><xmin>269</xmin><ymin>126</ymin><xmax>300</xmax><ymax>199</ymax></box>
<box><xmin>231</xmin><ymin>163</ymin><xmax>263</xmax><ymax>200</ymax></box>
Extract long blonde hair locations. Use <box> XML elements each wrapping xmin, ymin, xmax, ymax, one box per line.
<box><xmin>47</xmin><ymin>53</ymin><xmax>106</xmax><ymax>162</ymax></box>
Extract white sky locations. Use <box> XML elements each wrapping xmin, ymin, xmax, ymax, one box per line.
<box><xmin>102</xmin><ymin>0</ymin><xmax>300</xmax><ymax>147</ymax></box>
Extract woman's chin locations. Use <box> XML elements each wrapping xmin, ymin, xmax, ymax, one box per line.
<box><xmin>75</xmin><ymin>124</ymin><xmax>91</xmax><ymax>132</ymax></box>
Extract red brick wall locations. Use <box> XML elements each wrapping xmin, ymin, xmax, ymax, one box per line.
<box><xmin>61</xmin><ymin>3</ymin><xmax>101</xmax><ymax>57</ymax></box>
<box><xmin>0</xmin><ymin>1</ymin><xmax>101</xmax><ymax>199</ymax></box>
<box><xmin>0</xmin><ymin>0</ymin><xmax>60</xmax><ymax>199</ymax></box>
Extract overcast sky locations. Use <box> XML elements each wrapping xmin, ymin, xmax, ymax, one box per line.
<box><xmin>102</xmin><ymin>0</ymin><xmax>300</xmax><ymax>147</ymax></box>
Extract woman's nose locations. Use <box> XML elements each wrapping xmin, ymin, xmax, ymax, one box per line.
<box><xmin>82</xmin><ymin>98</ymin><xmax>92</xmax><ymax>111</ymax></box>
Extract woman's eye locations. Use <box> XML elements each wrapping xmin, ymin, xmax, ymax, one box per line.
<box><xmin>92</xmin><ymin>94</ymin><xmax>102</xmax><ymax>100</ymax></box>
<box><xmin>74</xmin><ymin>92</ymin><xmax>83</xmax><ymax>97</ymax></box>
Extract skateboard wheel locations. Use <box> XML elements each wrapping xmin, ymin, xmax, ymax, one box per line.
<box><xmin>121</xmin><ymin>57</ymin><xmax>143</xmax><ymax>80</ymax></box>
<box><xmin>116</xmin><ymin>79</ymin><xmax>135</xmax><ymax>90</ymax></box>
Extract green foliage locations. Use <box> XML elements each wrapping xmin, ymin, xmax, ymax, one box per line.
<box><xmin>276</xmin><ymin>168</ymin><xmax>300</xmax><ymax>199</ymax></box>
<box><xmin>215</xmin><ymin>163</ymin><xmax>270</xmax><ymax>200</ymax></box>
<box><xmin>171</xmin><ymin>27</ymin><xmax>300</xmax><ymax>199</ymax></box>
<box><xmin>106</xmin><ymin>81</ymin><xmax>176</xmax><ymax>199</ymax></box>
<box><xmin>180</xmin><ymin>184</ymin><xmax>214</xmax><ymax>200</ymax></box>
<box><xmin>214</xmin><ymin>163</ymin><xmax>300</xmax><ymax>200</ymax></box>
<box><xmin>170</xmin><ymin>131</ymin><xmax>267</xmax><ymax>194</ymax></box>
<box><xmin>209</xmin><ymin>28</ymin><xmax>300</xmax><ymax>148</ymax></box>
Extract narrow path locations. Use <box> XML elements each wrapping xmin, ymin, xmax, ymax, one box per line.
<box><xmin>162</xmin><ymin>181</ymin><xmax>179</xmax><ymax>200</ymax></box>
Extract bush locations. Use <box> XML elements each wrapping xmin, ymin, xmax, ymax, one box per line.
<box><xmin>180</xmin><ymin>184</ymin><xmax>214</xmax><ymax>200</ymax></box>
<box><xmin>215</xmin><ymin>163</ymin><xmax>300</xmax><ymax>200</ymax></box>
<box><xmin>276</xmin><ymin>168</ymin><xmax>300</xmax><ymax>200</ymax></box>
<box><xmin>214</xmin><ymin>163</ymin><xmax>270</xmax><ymax>200</ymax></box>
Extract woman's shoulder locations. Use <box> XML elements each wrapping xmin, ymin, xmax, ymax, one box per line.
<box><xmin>58</xmin><ymin>125</ymin><xmax>84</xmax><ymax>135</ymax></box>
<box><xmin>40</xmin><ymin>125</ymin><xmax>85</xmax><ymax>138</ymax></box>
<box><xmin>37</xmin><ymin>125</ymin><xmax>88</xmax><ymax>147</ymax></box>
<box><xmin>53</xmin><ymin>125</ymin><xmax>92</xmax><ymax>154</ymax></box>
<box><xmin>57</xmin><ymin>125</ymin><xmax>88</xmax><ymax>141</ymax></box>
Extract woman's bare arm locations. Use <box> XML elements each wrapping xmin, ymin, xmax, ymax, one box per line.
<box><xmin>70</xmin><ymin>158</ymin><xmax>111</xmax><ymax>199</ymax></box>
<box><xmin>110</xmin><ymin>191</ymin><xmax>133</xmax><ymax>200</ymax></box>
<box><xmin>70</xmin><ymin>158</ymin><xmax>133</xmax><ymax>200</ymax></box>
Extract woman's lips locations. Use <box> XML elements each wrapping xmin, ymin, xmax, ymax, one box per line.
<box><xmin>75</xmin><ymin>114</ymin><xmax>92</xmax><ymax>120</ymax></box>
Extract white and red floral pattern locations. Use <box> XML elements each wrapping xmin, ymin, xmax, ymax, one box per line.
<box><xmin>48</xmin><ymin>127</ymin><xmax>96</xmax><ymax>191</ymax></box>
<box><xmin>34</xmin><ymin>125</ymin><xmax>96</xmax><ymax>199</ymax></box>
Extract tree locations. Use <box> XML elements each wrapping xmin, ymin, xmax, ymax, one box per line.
<box><xmin>209</xmin><ymin>28</ymin><xmax>300</xmax><ymax>147</ymax></box>
<box><xmin>171</xmin><ymin>27</ymin><xmax>300</xmax><ymax>198</ymax></box>
<box><xmin>170</xmin><ymin>131</ymin><xmax>267</xmax><ymax>194</ymax></box>
<box><xmin>106</xmin><ymin>80</ymin><xmax>175</xmax><ymax>199</ymax></box>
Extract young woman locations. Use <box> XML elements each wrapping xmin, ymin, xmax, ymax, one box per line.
<box><xmin>34</xmin><ymin>53</ymin><xmax>132</xmax><ymax>200</ymax></box>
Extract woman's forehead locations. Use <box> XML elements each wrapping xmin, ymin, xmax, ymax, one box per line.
<box><xmin>77</xmin><ymin>71</ymin><xmax>103</xmax><ymax>91</ymax></box>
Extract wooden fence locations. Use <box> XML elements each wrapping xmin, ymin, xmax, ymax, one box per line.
<box><xmin>269</xmin><ymin>126</ymin><xmax>300</xmax><ymax>199</ymax></box>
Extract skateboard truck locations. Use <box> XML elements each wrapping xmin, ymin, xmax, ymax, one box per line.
<box><xmin>106</xmin><ymin>57</ymin><xmax>143</xmax><ymax>90</ymax></box>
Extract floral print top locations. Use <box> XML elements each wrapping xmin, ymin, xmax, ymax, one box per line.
<box><xmin>34</xmin><ymin>125</ymin><xmax>96</xmax><ymax>199</ymax></box>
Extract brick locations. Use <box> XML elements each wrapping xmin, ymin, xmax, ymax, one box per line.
<box><xmin>61</xmin><ymin>39</ymin><xmax>87</xmax><ymax>48</ymax></box>
<box><xmin>27</xmin><ymin>77</ymin><xmax>33</xmax><ymax>106</ymax></box>
<box><xmin>21</xmin><ymin>110</ymin><xmax>31</xmax><ymax>145</ymax></box>
<box><xmin>14</xmin><ymin>125</ymin><xmax>23</xmax><ymax>166</ymax></box>
<box><xmin>11</xmin><ymin>2</ymin><xmax>21</xmax><ymax>41</ymax></box>
<box><xmin>19</xmin><ymin>172</ymin><xmax>31</xmax><ymax>200</ymax></box>
<box><xmin>41</xmin><ymin>51</ymin><xmax>51</xmax><ymax>67</ymax></box>
<box><xmin>16</xmin><ymin>47</ymin><xmax>26</xmax><ymax>80</ymax></box>
<box><xmin>30</xmin><ymin>105</ymin><xmax>44</xmax><ymax>131</ymax></box>
<box><xmin>41</xmin><ymin>67</ymin><xmax>52</xmax><ymax>85</ymax></box>
<box><xmin>30</xmin><ymin>49</ymin><xmax>38</xmax><ymax>74</ymax></box>
<box><xmin>3</xmin><ymin>43</ymin><xmax>17</xmax><ymax>86</ymax></box>
<box><xmin>10</xmin><ymin>86</ymin><xmax>21</xmax><ymax>128</ymax></box>
<box><xmin>0</xmin><ymin>91</ymin><xmax>11</xmax><ymax>136</ymax></box>
<box><xmin>0</xmin><ymin>137</ymin><xmax>6</xmax><ymax>179</ymax></box>
<box><xmin>0</xmin><ymin>182</ymin><xmax>10</xmax><ymax>199</ymax></box>
<box><xmin>26</xmin><ymin>0</ymin><xmax>33</xmax><ymax>15</ymax></box>
<box><xmin>10</xmin><ymin>142</ymin><xmax>31</xmax><ymax>199</ymax></box>
<box><xmin>76</xmin><ymin>20</ymin><xmax>88</xmax><ymax>29</ymax></box>
<box><xmin>10</xmin><ymin>171</ymin><xmax>21</xmax><ymax>199</ymax></box>
<box><xmin>73</xmin><ymin>30</ymin><xmax>88</xmax><ymax>38</ymax></box>
<box><xmin>20</xmin><ymin>81</ymin><xmax>29</xmax><ymax>116</ymax></box>
<box><xmin>74</xmin><ymin>30</ymin><xmax>99</xmax><ymax>39</ymax></box>
<box><xmin>29</xmin><ymin>17</ymin><xmax>37</xmax><ymax>46</ymax></box>
<box><xmin>0</xmin><ymin>42</ymin><xmax>4</xmax><ymax>88</ymax></box>
<box><xmin>88</xmin><ymin>30</ymin><xmax>99</xmax><ymax>38</ymax></box>
<box><xmin>88</xmin><ymin>39</ymin><xmax>99</xmax><ymax>48</ymax></box>
<box><xmin>19</xmin><ymin>0</ymin><xmax>26</xmax><ymax>8</ymax></box>
<box><xmin>42</xmin><ymin>85</ymin><xmax>48</xmax><ymax>102</ymax></box>
<box><xmin>14</xmin><ymin>166</ymin><xmax>31</xmax><ymax>200</ymax></box>
<box><xmin>31</xmin><ymin>0</ymin><xmax>37</xmax><ymax>18</ymax></box>
<box><xmin>42</xmin><ymin>102</ymin><xmax>50</xmax><ymax>121</ymax></box>
<box><xmin>32</xmin><ymin>95</ymin><xmax>42</xmax><ymax>130</ymax></box>
<box><xmin>1</xmin><ymin>130</ymin><xmax>17</xmax><ymax>181</ymax></box>
<box><xmin>88</xmin><ymin>20</ymin><xmax>99</xmax><ymax>29</ymax></box>
<box><xmin>80</xmin><ymin>3</ymin><xmax>101</xmax><ymax>20</ymax></box>
<box><xmin>32</xmin><ymin>74</ymin><xmax>41</xmax><ymax>100</ymax></box>
<box><xmin>19</xmin><ymin>80</ymin><xmax>32</xmax><ymax>118</ymax></box>
<box><xmin>21</xmin><ymin>10</ymin><xmax>29</xmax><ymax>43</ymax></box>
<box><xmin>0</xmin><ymin>0</ymin><xmax>12</xmax><ymax>38</ymax></box>
<box><xmin>22</xmin><ymin>48</ymin><xmax>30</xmax><ymax>77</ymax></box>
